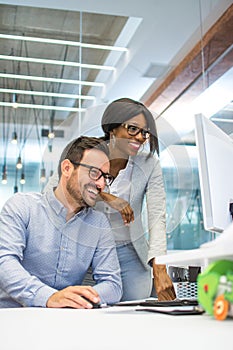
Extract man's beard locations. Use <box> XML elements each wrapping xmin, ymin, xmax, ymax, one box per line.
<box><xmin>66</xmin><ymin>176</ymin><xmax>99</xmax><ymax>209</ymax></box>
<box><xmin>66</xmin><ymin>178</ymin><xmax>87</xmax><ymax>209</ymax></box>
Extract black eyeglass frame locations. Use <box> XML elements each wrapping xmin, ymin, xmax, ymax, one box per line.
<box><xmin>70</xmin><ymin>161</ymin><xmax>114</xmax><ymax>186</ymax></box>
<box><xmin>121</xmin><ymin>123</ymin><xmax>150</xmax><ymax>139</ymax></box>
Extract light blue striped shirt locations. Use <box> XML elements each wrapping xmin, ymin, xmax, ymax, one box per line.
<box><xmin>0</xmin><ymin>190</ymin><xmax>122</xmax><ymax>308</ymax></box>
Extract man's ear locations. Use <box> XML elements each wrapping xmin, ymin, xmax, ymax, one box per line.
<box><xmin>61</xmin><ymin>159</ymin><xmax>73</xmax><ymax>178</ymax></box>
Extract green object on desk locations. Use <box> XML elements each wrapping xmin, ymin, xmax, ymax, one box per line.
<box><xmin>197</xmin><ymin>259</ymin><xmax>233</xmax><ymax>320</ymax></box>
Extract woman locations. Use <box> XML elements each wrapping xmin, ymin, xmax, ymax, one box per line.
<box><xmin>45</xmin><ymin>98</ymin><xmax>176</xmax><ymax>301</ymax></box>
<box><xmin>96</xmin><ymin>98</ymin><xmax>175</xmax><ymax>301</ymax></box>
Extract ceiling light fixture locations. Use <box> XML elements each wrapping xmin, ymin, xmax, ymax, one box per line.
<box><xmin>0</xmin><ymin>33</ymin><xmax>128</xmax><ymax>52</ymax></box>
<box><xmin>0</xmin><ymin>88</ymin><xmax>95</xmax><ymax>100</ymax></box>
<box><xmin>11</xmin><ymin>131</ymin><xmax>18</xmax><ymax>144</ymax></box>
<box><xmin>0</xmin><ymin>73</ymin><xmax>104</xmax><ymax>87</ymax></box>
<box><xmin>0</xmin><ymin>55</ymin><xmax>115</xmax><ymax>71</ymax></box>
<box><xmin>0</xmin><ymin>102</ymin><xmax>85</xmax><ymax>112</ymax></box>
<box><xmin>2</xmin><ymin>165</ymin><xmax>7</xmax><ymax>185</ymax></box>
<box><xmin>48</xmin><ymin>131</ymin><xmax>55</xmax><ymax>139</ymax></box>
<box><xmin>40</xmin><ymin>168</ymin><xmax>47</xmax><ymax>183</ymax></box>
<box><xmin>1</xmin><ymin>175</ymin><xmax>7</xmax><ymax>184</ymax></box>
<box><xmin>211</xmin><ymin>117</ymin><xmax>233</xmax><ymax>123</ymax></box>
<box><xmin>20</xmin><ymin>173</ymin><xmax>26</xmax><ymax>185</ymax></box>
<box><xmin>16</xmin><ymin>156</ymin><xmax>23</xmax><ymax>170</ymax></box>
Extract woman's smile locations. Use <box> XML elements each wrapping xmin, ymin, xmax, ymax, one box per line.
<box><xmin>128</xmin><ymin>141</ymin><xmax>141</xmax><ymax>152</ymax></box>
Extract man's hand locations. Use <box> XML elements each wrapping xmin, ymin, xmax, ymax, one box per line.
<box><xmin>153</xmin><ymin>263</ymin><xmax>176</xmax><ymax>301</ymax></box>
<box><xmin>99</xmin><ymin>192</ymin><xmax>134</xmax><ymax>225</ymax></box>
<box><xmin>46</xmin><ymin>285</ymin><xmax>100</xmax><ymax>309</ymax></box>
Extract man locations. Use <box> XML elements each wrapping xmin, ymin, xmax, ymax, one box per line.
<box><xmin>0</xmin><ymin>136</ymin><xmax>122</xmax><ymax>308</ymax></box>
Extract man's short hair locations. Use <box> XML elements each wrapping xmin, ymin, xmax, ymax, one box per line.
<box><xmin>57</xmin><ymin>136</ymin><xmax>109</xmax><ymax>179</ymax></box>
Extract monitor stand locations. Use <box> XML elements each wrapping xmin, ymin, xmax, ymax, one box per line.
<box><xmin>200</xmin><ymin>222</ymin><xmax>233</xmax><ymax>249</ymax></box>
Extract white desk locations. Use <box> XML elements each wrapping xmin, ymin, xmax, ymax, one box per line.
<box><xmin>157</xmin><ymin>224</ymin><xmax>233</xmax><ymax>267</ymax></box>
<box><xmin>0</xmin><ymin>306</ymin><xmax>232</xmax><ymax>350</ymax></box>
<box><xmin>157</xmin><ymin>244</ymin><xmax>233</xmax><ymax>267</ymax></box>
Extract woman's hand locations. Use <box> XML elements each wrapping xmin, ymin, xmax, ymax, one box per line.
<box><xmin>153</xmin><ymin>262</ymin><xmax>176</xmax><ymax>301</ymax></box>
<box><xmin>99</xmin><ymin>192</ymin><xmax>134</xmax><ymax>225</ymax></box>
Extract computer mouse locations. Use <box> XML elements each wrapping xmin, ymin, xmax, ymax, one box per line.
<box><xmin>82</xmin><ymin>297</ymin><xmax>101</xmax><ymax>308</ymax></box>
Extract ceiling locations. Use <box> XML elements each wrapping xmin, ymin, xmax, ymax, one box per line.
<box><xmin>0</xmin><ymin>0</ymin><xmax>232</xmax><ymax>195</ymax></box>
<box><xmin>0</xmin><ymin>5</ymin><xmax>128</xmax><ymax>125</ymax></box>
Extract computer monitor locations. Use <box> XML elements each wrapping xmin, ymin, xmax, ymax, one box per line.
<box><xmin>194</xmin><ymin>114</ymin><xmax>233</xmax><ymax>233</ymax></box>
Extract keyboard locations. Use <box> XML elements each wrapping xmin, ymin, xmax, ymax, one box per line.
<box><xmin>140</xmin><ymin>298</ymin><xmax>198</xmax><ymax>307</ymax></box>
<box><xmin>113</xmin><ymin>298</ymin><xmax>198</xmax><ymax>307</ymax></box>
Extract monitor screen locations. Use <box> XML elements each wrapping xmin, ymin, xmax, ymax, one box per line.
<box><xmin>194</xmin><ymin>114</ymin><xmax>233</xmax><ymax>233</ymax></box>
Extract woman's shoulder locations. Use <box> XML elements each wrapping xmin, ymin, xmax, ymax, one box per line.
<box><xmin>133</xmin><ymin>152</ymin><xmax>159</xmax><ymax>167</ymax></box>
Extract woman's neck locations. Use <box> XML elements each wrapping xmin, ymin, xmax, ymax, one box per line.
<box><xmin>110</xmin><ymin>157</ymin><xmax>128</xmax><ymax>178</ymax></box>
<box><xmin>109</xmin><ymin>142</ymin><xmax>129</xmax><ymax>177</ymax></box>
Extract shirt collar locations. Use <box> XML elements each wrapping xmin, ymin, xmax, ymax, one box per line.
<box><xmin>45</xmin><ymin>188</ymin><xmax>90</xmax><ymax>218</ymax></box>
<box><xmin>45</xmin><ymin>188</ymin><xmax>65</xmax><ymax>216</ymax></box>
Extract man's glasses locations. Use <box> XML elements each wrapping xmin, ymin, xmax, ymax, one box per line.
<box><xmin>70</xmin><ymin>161</ymin><xmax>114</xmax><ymax>186</ymax></box>
<box><xmin>121</xmin><ymin>123</ymin><xmax>150</xmax><ymax>139</ymax></box>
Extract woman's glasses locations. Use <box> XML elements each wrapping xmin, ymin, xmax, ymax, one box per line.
<box><xmin>70</xmin><ymin>161</ymin><xmax>114</xmax><ymax>186</ymax></box>
<box><xmin>121</xmin><ymin>123</ymin><xmax>150</xmax><ymax>139</ymax></box>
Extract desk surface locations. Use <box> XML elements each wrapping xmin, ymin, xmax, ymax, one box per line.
<box><xmin>157</xmin><ymin>244</ymin><xmax>233</xmax><ymax>266</ymax></box>
<box><xmin>0</xmin><ymin>306</ymin><xmax>232</xmax><ymax>350</ymax></box>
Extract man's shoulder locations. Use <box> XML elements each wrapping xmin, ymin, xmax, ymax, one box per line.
<box><xmin>1</xmin><ymin>192</ymin><xmax>43</xmax><ymax>219</ymax></box>
<box><xmin>4</xmin><ymin>192</ymin><xmax>42</xmax><ymax>208</ymax></box>
<box><xmin>7</xmin><ymin>191</ymin><xmax>41</xmax><ymax>201</ymax></box>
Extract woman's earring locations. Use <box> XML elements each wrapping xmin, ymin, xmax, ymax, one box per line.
<box><xmin>111</xmin><ymin>134</ymin><xmax>116</xmax><ymax>148</ymax></box>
